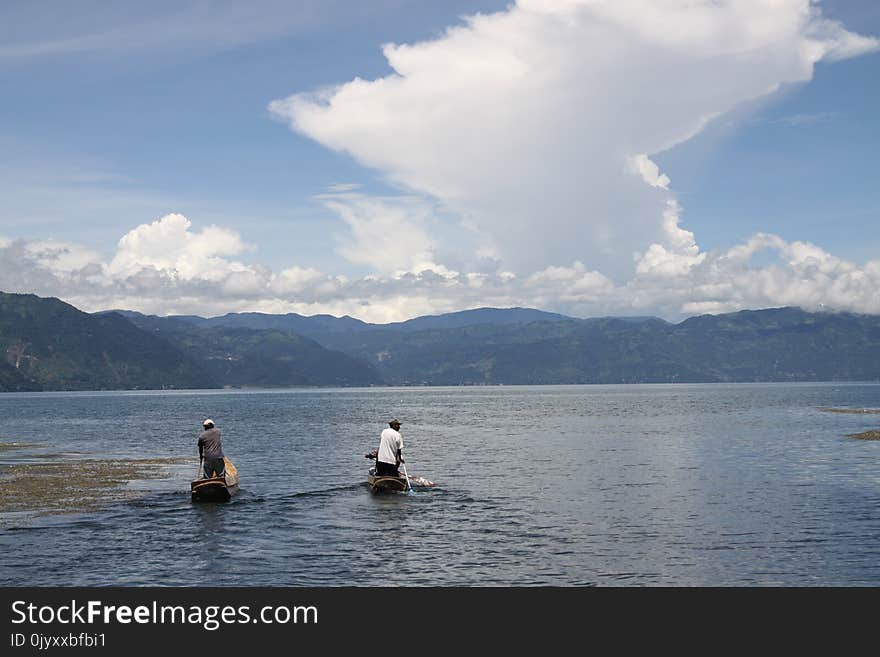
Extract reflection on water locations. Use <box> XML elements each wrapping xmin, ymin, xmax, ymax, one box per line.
<box><xmin>193</xmin><ymin>504</ymin><xmax>228</xmax><ymax>572</ymax></box>
<box><xmin>1</xmin><ymin>383</ymin><xmax>880</xmax><ymax>586</ymax></box>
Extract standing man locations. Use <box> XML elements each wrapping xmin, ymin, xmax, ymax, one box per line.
<box><xmin>198</xmin><ymin>419</ymin><xmax>225</xmax><ymax>479</ymax></box>
<box><xmin>376</xmin><ymin>418</ymin><xmax>404</xmax><ymax>476</ymax></box>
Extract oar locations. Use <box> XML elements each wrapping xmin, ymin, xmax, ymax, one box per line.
<box><xmin>401</xmin><ymin>461</ymin><xmax>414</xmax><ymax>495</ymax></box>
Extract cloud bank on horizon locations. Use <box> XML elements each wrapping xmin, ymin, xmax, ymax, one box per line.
<box><xmin>1</xmin><ymin>0</ymin><xmax>878</xmax><ymax>322</ymax></box>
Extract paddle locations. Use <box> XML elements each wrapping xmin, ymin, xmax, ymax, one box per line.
<box><xmin>401</xmin><ymin>461</ymin><xmax>415</xmax><ymax>495</ymax></box>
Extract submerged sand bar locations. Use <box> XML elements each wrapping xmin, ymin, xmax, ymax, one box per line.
<box><xmin>850</xmin><ymin>430</ymin><xmax>880</xmax><ymax>440</ymax></box>
<box><xmin>0</xmin><ymin>442</ymin><xmax>188</xmax><ymax>519</ymax></box>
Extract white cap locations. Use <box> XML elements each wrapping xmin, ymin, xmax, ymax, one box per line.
<box><xmin>203</xmin><ymin>419</ymin><xmax>214</xmax><ymax>427</ymax></box>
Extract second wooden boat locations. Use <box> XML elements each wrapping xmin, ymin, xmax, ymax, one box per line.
<box><xmin>367</xmin><ymin>466</ymin><xmax>409</xmax><ymax>493</ymax></box>
<box><xmin>191</xmin><ymin>457</ymin><xmax>239</xmax><ymax>503</ymax></box>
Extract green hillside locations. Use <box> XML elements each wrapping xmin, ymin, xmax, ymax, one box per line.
<box><xmin>121</xmin><ymin>312</ymin><xmax>380</xmax><ymax>387</ymax></box>
<box><xmin>312</xmin><ymin>309</ymin><xmax>880</xmax><ymax>384</ymax></box>
<box><xmin>3</xmin><ymin>292</ymin><xmax>879</xmax><ymax>390</ymax></box>
<box><xmin>0</xmin><ymin>292</ymin><xmax>212</xmax><ymax>391</ymax></box>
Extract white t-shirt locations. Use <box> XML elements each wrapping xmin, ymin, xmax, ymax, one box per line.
<box><xmin>377</xmin><ymin>427</ymin><xmax>403</xmax><ymax>465</ymax></box>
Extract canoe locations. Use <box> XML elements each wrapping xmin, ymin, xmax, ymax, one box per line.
<box><xmin>367</xmin><ymin>466</ymin><xmax>409</xmax><ymax>493</ymax></box>
<box><xmin>191</xmin><ymin>476</ymin><xmax>231</xmax><ymax>502</ymax></box>
<box><xmin>191</xmin><ymin>457</ymin><xmax>239</xmax><ymax>503</ymax></box>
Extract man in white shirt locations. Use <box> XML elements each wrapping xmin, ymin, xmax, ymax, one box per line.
<box><xmin>376</xmin><ymin>418</ymin><xmax>404</xmax><ymax>476</ymax></box>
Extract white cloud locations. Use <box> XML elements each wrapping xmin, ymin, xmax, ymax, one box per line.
<box><xmin>635</xmin><ymin>201</ymin><xmax>706</xmax><ymax>277</ymax></box>
<box><xmin>631</xmin><ymin>155</ymin><xmax>671</xmax><ymax>190</ymax></box>
<box><xmin>107</xmin><ymin>213</ymin><xmax>252</xmax><ymax>282</ymax></box>
<box><xmin>525</xmin><ymin>261</ymin><xmax>615</xmax><ymax>303</ymax></box>
<box><xmin>3</xmin><ymin>3</ymin><xmax>878</xmax><ymax>324</ymax></box>
<box><xmin>629</xmin><ymin>234</ymin><xmax>880</xmax><ymax>317</ymax></box>
<box><xmin>325</xmin><ymin>183</ymin><xmax>363</xmax><ymax>193</ymax></box>
<box><xmin>270</xmin><ymin>0</ymin><xmax>877</xmax><ymax>280</ymax></box>
<box><xmin>270</xmin><ymin>265</ymin><xmax>328</xmax><ymax>295</ymax></box>
<box><xmin>21</xmin><ymin>240</ymin><xmax>105</xmax><ymax>278</ymax></box>
<box><xmin>2</xmin><ymin>212</ymin><xmax>879</xmax><ymax>323</ymax></box>
<box><xmin>320</xmin><ymin>193</ymin><xmax>458</xmax><ymax>278</ymax></box>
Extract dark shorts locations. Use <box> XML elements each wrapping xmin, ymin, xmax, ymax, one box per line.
<box><xmin>375</xmin><ymin>461</ymin><xmax>400</xmax><ymax>477</ymax></box>
<box><xmin>203</xmin><ymin>457</ymin><xmax>226</xmax><ymax>478</ymax></box>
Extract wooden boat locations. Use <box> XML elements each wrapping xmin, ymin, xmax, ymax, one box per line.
<box><xmin>363</xmin><ymin>449</ymin><xmax>435</xmax><ymax>492</ymax></box>
<box><xmin>191</xmin><ymin>457</ymin><xmax>239</xmax><ymax>503</ymax></box>
<box><xmin>367</xmin><ymin>466</ymin><xmax>409</xmax><ymax>493</ymax></box>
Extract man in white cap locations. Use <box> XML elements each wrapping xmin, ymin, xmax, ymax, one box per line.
<box><xmin>198</xmin><ymin>419</ymin><xmax>225</xmax><ymax>478</ymax></box>
<box><xmin>376</xmin><ymin>418</ymin><xmax>404</xmax><ymax>477</ymax></box>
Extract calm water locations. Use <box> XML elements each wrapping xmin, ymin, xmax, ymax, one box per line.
<box><xmin>1</xmin><ymin>383</ymin><xmax>880</xmax><ymax>586</ymax></box>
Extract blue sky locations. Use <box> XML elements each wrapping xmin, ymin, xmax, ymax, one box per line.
<box><xmin>657</xmin><ymin>0</ymin><xmax>880</xmax><ymax>261</ymax></box>
<box><xmin>1</xmin><ymin>0</ymin><xmax>878</xmax><ymax>321</ymax></box>
<box><xmin>1</xmin><ymin>0</ymin><xmax>510</xmax><ymax>271</ymax></box>
<box><xmin>0</xmin><ymin>0</ymin><xmax>503</xmax><ymax>264</ymax></box>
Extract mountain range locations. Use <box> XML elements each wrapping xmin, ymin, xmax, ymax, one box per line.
<box><xmin>2</xmin><ymin>290</ymin><xmax>879</xmax><ymax>391</ymax></box>
<box><xmin>0</xmin><ymin>292</ymin><xmax>208</xmax><ymax>391</ymax></box>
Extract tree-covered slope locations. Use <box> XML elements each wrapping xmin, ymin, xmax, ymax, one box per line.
<box><xmin>309</xmin><ymin>309</ymin><xmax>880</xmax><ymax>384</ymax></box>
<box><xmin>123</xmin><ymin>312</ymin><xmax>381</xmax><ymax>387</ymax></box>
<box><xmin>0</xmin><ymin>292</ymin><xmax>212</xmax><ymax>391</ymax></box>
<box><xmin>5</xmin><ymin>294</ymin><xmax>879</xmax><ymax>390</ymax></box>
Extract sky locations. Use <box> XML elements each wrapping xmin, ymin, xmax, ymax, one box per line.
<box><xmin>0</xmin><ymin>0</ymin><xmax>878</xmax><ymax>323</ymax></box>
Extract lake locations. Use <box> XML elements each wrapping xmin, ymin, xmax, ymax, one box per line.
<box><xmin>1</xmin><ymin>383</ymin><xmax>879</xmax><ymax>586</ymax></box>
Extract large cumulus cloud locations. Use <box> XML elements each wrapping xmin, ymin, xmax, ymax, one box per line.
<box><xmin>269</xmin><ymin>0</ymin><xmax>877</xmax><ymax>280</ymax></box>
<box><xmin>2</xmin><ymin>2</ymin><xmax>878</xmax><ymax>322</ymax></box>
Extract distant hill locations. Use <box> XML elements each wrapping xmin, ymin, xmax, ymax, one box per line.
<box><xmin>385</xmin><ymin>307</ymin><xmax>572</xmax><ymax>331</ymax></box>
<box><xmin>5</xmin><ymin>294</ymin><xmax>880</xmax><ymax>390</ymax></box>
<box><xmin>0</xmin><ymin>295</ymin><xmax>380</xmax><ymax>391</ymax></box>
<box><xmin>165</xmin><ymin>311</ymin><xmax>371</xmax><ymax>338</ymax></box>
<box><xmin>120</xmin><ymin>312</ymin><xmax>380</xmax><ymax>387</ymax></box>
<box><xmin>308</xmin><ymin>308</ymin><xmax>880</xmax><ymax>385</ymax></box>
<box><xmin>0</xmin><ymin>292</ymin><xmax>211</xmax><ymax>391</ymax></box>
<box><xmin>165</xmin><ymin>306</ymin><xmax>573</xmax><ymax>339</ymax></box>
<box><xmin>0</xmin><ymin>359</ymin><xmax>35</xmax><ymax>391</ymax></box>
